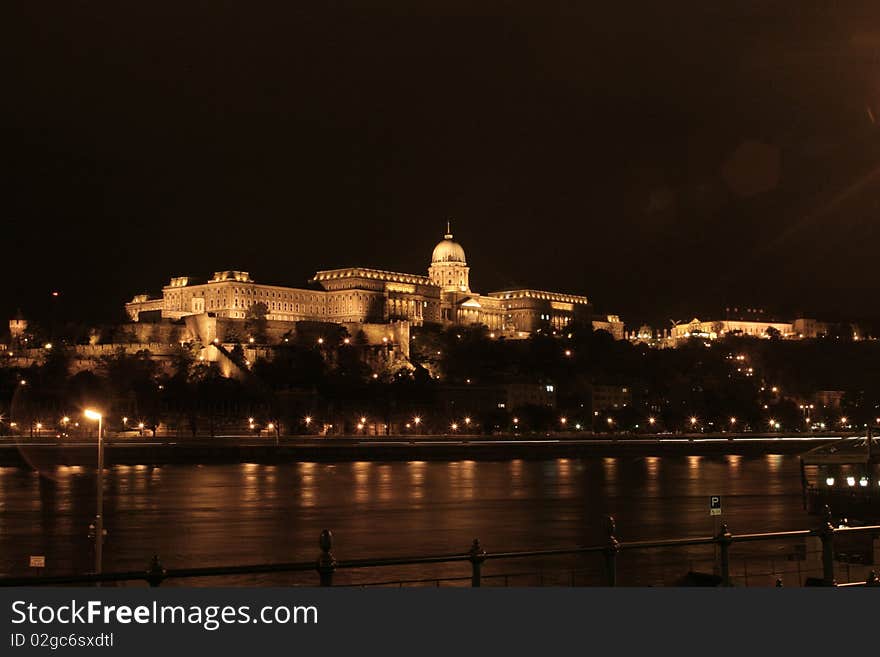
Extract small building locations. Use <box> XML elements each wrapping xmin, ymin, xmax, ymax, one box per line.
<box><xmin>591</xmin><ymin>384</ymin><xmax>632</xmax><ymax>412</ymax></box>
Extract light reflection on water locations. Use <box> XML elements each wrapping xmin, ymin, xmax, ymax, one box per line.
<box><xmin>0</xmin><ymin>455</ymin><xmax>809</xmax><ymax>582</ymax></box>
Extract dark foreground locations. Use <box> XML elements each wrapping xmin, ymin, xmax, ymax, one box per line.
<box><xmin>3</xmin><ymin>449</ymin><xmax>869</xmax><ymax>586</ymax></box>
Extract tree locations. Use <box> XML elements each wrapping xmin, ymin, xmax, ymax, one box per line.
<box><xmin>245</xmin><ymin>302</ymin><xmax>269</xmax><ymax>344</ymax></box>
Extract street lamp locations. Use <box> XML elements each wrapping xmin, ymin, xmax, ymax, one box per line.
<box><xmin>83</xmin><ymin>409</ymin><xmax>104</xmax><ymax>576</ymax></box>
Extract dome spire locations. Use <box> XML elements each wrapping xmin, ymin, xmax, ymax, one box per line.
<box><xmin>445</xmin><ymin>219</ymin><xmax>453</xmax><ymax>240</ymax></box>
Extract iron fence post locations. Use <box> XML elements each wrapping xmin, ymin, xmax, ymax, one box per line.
<box><xmin>469</xmin><ymin>538</ymin><xmax>486</xmax><ymax>587</ymax></box>
<box><xmin>316</xmin><ymin>529</ymin><xmax>336</xmax><ymax>586</ymax></box>
<box><xmin>604</xmin><ymin>515</ymin><xmax>620</xmax><ymax>586</ymax></box>
<box><xmin>146</xmin><ymin>555</ymin><xmax>166</xmax><ymax>587</ymax></box>
<box><xmin>817</xmin><ymin>505</ymin><xmax>836</xmax><ymax>586</ymax></box>
<box><xmin>716</xmin><ymin>522</ymin><xmax>732</xmax><ymax>586</ymax></box>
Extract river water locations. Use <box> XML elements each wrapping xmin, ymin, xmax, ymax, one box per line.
<box><xmin>0</xmin><ymin>453</ymin><xmax>821</xmax><ymax>585</ymax></box>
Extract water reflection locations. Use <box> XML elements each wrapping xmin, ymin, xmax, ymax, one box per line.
<box><xmin>0</xmin><ymin>455</ymin><xmax>810</xmax><ymax>579</ymax></box>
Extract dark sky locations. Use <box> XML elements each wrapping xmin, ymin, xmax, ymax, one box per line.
<box><xmin>5</xmin><ymin>3</ymin><xmax>880</xmax><ymax>327</ymax></box>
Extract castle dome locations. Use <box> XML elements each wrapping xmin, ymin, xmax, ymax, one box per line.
<box><xmin>431</xmin><ymin>223</ymin><xmax>466</xmax><ymax>264</ymax></box>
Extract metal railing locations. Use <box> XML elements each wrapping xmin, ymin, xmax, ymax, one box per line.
<box><xmin>1</xmin><ymin>508</ymin><xmax>878</xmax><ymax>588</ymax></box>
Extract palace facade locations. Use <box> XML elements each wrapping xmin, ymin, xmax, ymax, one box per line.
<box><xmin>126</xmin><ymin>226</ymin><xmax>619</xmax><ymax>338</ymax></box>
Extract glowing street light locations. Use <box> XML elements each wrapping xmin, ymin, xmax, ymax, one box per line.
<box><xmin>560</xmin><ymin>416</ymin><xmax>568</xmax><ymax>426</ymax></box>
<box><xmin>464</xmin><ymin>416</ymin><xmax>472</xmax><ymax>426</ymax></box>
<box><xmin>450</xmin><ymin>422</ymin><xmax>459</xmax><ymax>432</ymax></box>
<box><xmin>690</xmin><ymin>416</ymin><xmax>698</xmax><ymax>427</ymax></box>
<box><xmin>648</xmin><ymin>417</ymin><xmax>656</xmax><ymax>426</ymax></box>
<box><xmin>83</xmin><ymin>408</ymin><xmax>105</xmax><ymax>575</ymax></box>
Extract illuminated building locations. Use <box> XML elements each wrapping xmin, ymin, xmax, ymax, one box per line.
<box><xmin>125</xmin><ymin>225</ymin><xmax>610</xmax><ymax>338</ymax></box>
<box><xmin>670</xmin><ymin>318</ymin><xmax>795</xmax><ymax>342</ymax></box>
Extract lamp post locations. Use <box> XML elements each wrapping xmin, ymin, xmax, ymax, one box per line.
<box><xmin>84</xmin><ymin>409</ymin><xmax>104</xmax><ymax>576</ymax></box>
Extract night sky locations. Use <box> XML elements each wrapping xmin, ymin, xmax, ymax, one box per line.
<box><xmin>6</xmin><ymin>3</ymin><xmax>880</xmax><ymax>327</ymax></box>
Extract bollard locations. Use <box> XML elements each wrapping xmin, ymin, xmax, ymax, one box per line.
<box><xmin>817</xmin><ymin>506</ymin><xmax>836</xmax><ymax>586</ymax></box>
<box><xmin>604</xmin><ymin>515</ymin><xmax>620</xmax><ymax>587</ymax></box>
<box><xmin>468</xmin><ymin>539</ymin><xmax>486</xmax><ymax>587</ymax></box>
<box><xmin>146</xmin><ymin>555</ymin><xmax>166</xmax><ymax>587</ymax></box>
<box><xmin>316</xmin><ymin>529</ymin><xmax>337</xmax><ymax>586</ymax></box>
<box><xmin>716</xmin><ymin>523</ymin><xmax>732</xmax><ymax>586</ymax></box>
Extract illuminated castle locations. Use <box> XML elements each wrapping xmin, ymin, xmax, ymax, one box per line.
<box><xmin>126</xmin><ymin>225</ymin><xmax>620</xmax><ymax>338</ymax></box>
